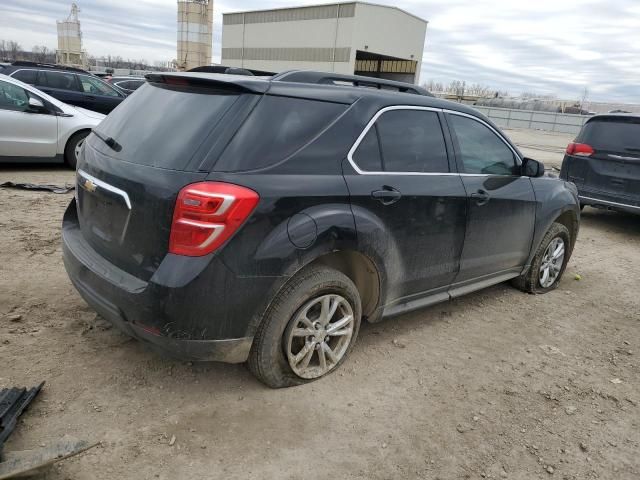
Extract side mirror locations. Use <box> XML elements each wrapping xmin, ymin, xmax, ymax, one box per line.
<box><xmin>28</xmin><ymin>96</ymin><xmax>47</xmax><ymax>112</ymax></box>
<box><xmin>522</xmin><ymin>157</ymin><xmax>545</xmax><ymax>178</ymax></box>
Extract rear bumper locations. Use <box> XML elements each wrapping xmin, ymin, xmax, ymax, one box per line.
<box><xmin>62</xmin><ymin>200</ymin><xmax>261</xmax><ymax>363</ymax></box>
<box><xmin>579</xmin><ymin>194</ymin><xmax>640</xmax><ymax>215</ymax></box>
<box><xmin>67</xmin><ymin>271</ymin><xmax>252</xmax><ymax>363</ymax></box>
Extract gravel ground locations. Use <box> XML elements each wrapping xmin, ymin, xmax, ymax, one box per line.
<box><xmin>1</xmin><ymin>129</ymin><xmax>638</xmax><ymax>479</ymax></box>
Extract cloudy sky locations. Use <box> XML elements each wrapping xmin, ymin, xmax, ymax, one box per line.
<box><xmin>2</xmin><ymin>0</ymin><xmax>639</xmax><ymax>102</ymax></box>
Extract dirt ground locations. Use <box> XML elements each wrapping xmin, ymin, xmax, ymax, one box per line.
<box><xmin>1</xmin><ymin>128</ymin><xmax>638</xmax><ymax>480</ymax></box>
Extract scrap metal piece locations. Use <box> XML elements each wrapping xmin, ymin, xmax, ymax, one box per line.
<box><xmin>0</xmin><ymin>182</ymin><xmax>74</xmax><ymax>194</ymax></box>
<box><xmin>0</xmin><ymin>383</ymin><xmax>45</xmax><ymax>458</ymax></box>
<box><xmin>0</xmin><ymin>440</ymin><xmax>97</xmax><ymax>480</ymax></box>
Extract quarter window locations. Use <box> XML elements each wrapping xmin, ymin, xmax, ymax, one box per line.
<box><xmin>449</xmin><ymin>114</ymin><xmax>517</xmax><ymax>175</ymax></box>
<box><xmin>352</xmin><ymin>109</ymin><xmax>450</xmax><ymax>173</ymax></box>
<box><xmin>0</xmin><ymin>80</ymin><xmax>30</xmax><ymax>112</ymax></box>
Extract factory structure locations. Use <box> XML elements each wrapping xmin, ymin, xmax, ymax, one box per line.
<box><xmin>56</xmin><ymin>3</ymin><xmax>87</xmax><ymax>68</ymax></box>
<box><xmin>177</xmin><ymin>0</ymin><xmax>214</xmax><ymax>70</ymax></box>
<box><xmin>221</xmin><ymin>2</ymin><xmax>428</xmax><ymax>84</ymax></box>
<box><xmin>52</xmin><ymin>1</ymin><xmax>427</xmax><ymax>84</ymax></box>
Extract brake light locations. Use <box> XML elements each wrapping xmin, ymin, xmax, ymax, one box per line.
<box><xmin>566</xmin><ymin>142</ymin><xmax>594</xmax><ymax>157</ymax></box>
<box><xmin>169</xmin><ymin>182</ymin><xmax>259</xmax><ymax>257</ymax></box>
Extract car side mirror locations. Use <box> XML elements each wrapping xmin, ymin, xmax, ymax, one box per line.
<box><xmin>28</xmin><ymin>96</ymin><xmax>47</xmax><ymax>113</ymax></box>
<box><xmin>522</xmin><ymin>157</ymin><xmax>545</xmax><ymax>178</ymax></box>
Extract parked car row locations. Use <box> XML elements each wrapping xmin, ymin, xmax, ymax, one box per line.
<box><xmin>0</xmin><ymin>73</ymin><xmax>104</xmax><ymax>167</ymax></box>
<box><xmin>0</xmin><ymin>62</ymin><xmax>149</xmax><ymax>166</ymax></box>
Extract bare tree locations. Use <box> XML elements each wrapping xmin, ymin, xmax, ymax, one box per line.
<box><xmin>7</xmin><ymin>40</ymin><xmax>21</xmax><ymax>61</ymax></box>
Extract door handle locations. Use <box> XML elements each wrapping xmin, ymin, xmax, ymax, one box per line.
<box><xmin>471</xmin><ymin>189</ymin><xmax>490</xmax><ymax>206</ymax></box>
<box><xmin>371</xmin><ymin>186</ymin><xmax>402</xmax><ymax>206</ymax></box>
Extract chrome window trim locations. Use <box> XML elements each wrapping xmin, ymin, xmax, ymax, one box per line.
<box><xmin>346</xmin><ymin>105</ymin><xmax>522</xmax><ymax>177</ymax></box>
<box><xmin>78</xmin><ymin>169</ymin><xmax>132</xmax><ymax>210</ymax></box>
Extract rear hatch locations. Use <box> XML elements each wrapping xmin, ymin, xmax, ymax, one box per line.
<box><xmin>570</xmin><ymin>116</ymin><xmax>640</xmax><ymax>202</ymax></box>
<box><xmin>75</xmin><ymin>75</ymin><xmax>263</xmax><ymax>281</ymax></box>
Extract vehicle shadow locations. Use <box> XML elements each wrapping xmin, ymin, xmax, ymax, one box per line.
<box><xmin>580</xmin><ymin>207</ymin><xmax>640</xmax><ymax>235</ymax></box>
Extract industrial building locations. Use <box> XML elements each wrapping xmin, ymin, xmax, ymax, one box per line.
<box><xmin>221</xmin><ymin>2</ymin><xmax>428</xmax><ymax>84</ymax></box>
<box><xmin>56</xmin><ymin>3</ymin><xmax>87</xmax><ymax>68</ymax></box>
<box><xmin>177</xmin><ymin>0</ymin><xmax>214</xmax><ymax>71</ymax></box>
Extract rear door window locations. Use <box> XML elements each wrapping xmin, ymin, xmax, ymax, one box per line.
<box><xmin>352</xmin><ymin>109</ymin><xmax>450</xmax><ymax>173</ymax></box>
<box><xmin>578</xmin><ymin>118</ymin><xmax>640</xmax><ymax>152</ymax></box>
<box><xmin>11</xmin><ymin>70</ymin><xmax>37</xmax><ymax>85</ymax></box>
<box><xmin>42</xmin><ymin>71</ymin><xmax>80</xmax><ymax>91</ymax></box>
<box><xmin>92</xmin><ymin>83</ymin><xmax>241</xmax><ymax>171</ymax></box>
<box><xmin>216</xmin><ymin>95</ymin><xmax>347</xmax><ymax>171</ymax></box>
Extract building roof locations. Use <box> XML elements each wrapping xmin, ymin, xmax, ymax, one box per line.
<box><xmin>223</xmin><ymin>2</ymin><xmax>428</xmax><ymax>24</ymax></box>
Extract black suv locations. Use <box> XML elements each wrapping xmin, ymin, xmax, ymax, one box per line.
<box><xmin>62</xmin><ymin>71</ymin><xmax>580</xmax><ymax>388</ymax></box>
<box><xmin>560</xmin><ymin>114</ymin><xmax>640</xmax><ymax>215</ymax></box>
<box><xmin>2</xmin><ymin>62</ymin><xmax>126</xmax><ymax>114</ymax></box>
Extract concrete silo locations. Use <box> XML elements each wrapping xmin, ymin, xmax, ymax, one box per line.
<box><xmin>177</xmin><ymin>0</ymin><xmax>214</xmax><ymax>71</ymax></box>
<box><xmin>56</xmin><ymin>3</ymin><xmax>87</xmax><ymax>68</ymax></box>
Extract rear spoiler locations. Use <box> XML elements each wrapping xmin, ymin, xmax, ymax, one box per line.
<box><xmin>145</xmin><ymin>72</ymin><xmax>270</xmax><ymax>94</ymax></box>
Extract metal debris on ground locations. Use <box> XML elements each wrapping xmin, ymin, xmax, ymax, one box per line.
<box><xmin>0</xmin><ymin>440</ymin><xmax>98</xmax><ymax>480</ymax></box>
<box><xmin>0</xmin><ymin>383</ymin><xmax>45</xmax><ymax>459</ymax></box>
<box><xmin>0</xmin><ymin>182</ymin><xmax>75</xmax><ymax>194</ymax></box>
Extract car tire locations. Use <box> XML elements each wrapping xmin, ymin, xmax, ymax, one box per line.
<box><xmin>512</xmin><ymin>222</ymin><xmax>571</xmax><ymax>294</ymax></box>
<box><xmin>248</xmin><ymin>266</ymin><xmax>362</xmax><ymax>388</ymax></box>
<box><xmin>64</xmin><ymin>131</ymin><xmax>89</xmax><ymax>170</ymax></box>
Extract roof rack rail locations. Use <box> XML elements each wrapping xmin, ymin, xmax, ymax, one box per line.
<box><xmin>272</xmin><ymin>70</ymin><xmax>433</xmax><ymax>97</ymax></box>
<box><xmin>10</xmin><ymin>61</ymin><xmax>89</xmax><ymax>74</ymax></box>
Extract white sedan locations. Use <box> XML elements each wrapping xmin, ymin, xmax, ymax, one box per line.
<box><xmin>0</xmin><ymin>73</ymin><xmax>105</xmax><ymax>168</ymax></box>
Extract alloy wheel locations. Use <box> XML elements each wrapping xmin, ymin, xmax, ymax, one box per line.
<box><xmin>539</xmin><ymin>237</ymin><xmax>565</xmax><ymax>288</ymax></box>
<box><xmin>285</xmin><ymin>294</ymin><xmax>355</xmax><ymax>379</ymax></box>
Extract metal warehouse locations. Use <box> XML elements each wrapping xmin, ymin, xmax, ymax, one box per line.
<box><xmin>221</xmin><ymin>2</ymin><xmax>428</xmax><ymax>84</ymax></box>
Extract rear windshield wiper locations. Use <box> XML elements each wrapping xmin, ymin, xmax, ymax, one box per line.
<box><xmin>92</xmin><ymin>130</ymin><xmax>123</xmax><ymax>152</ymax></box>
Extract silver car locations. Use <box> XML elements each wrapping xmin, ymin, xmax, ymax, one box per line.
<box><xmin>0</xmin><ymin>73</ymin><xmax>104</xmax><ymax>168</ymax></box>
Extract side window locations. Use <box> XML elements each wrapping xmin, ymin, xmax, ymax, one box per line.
<box><xmin>79</xmin><ymin>75</ymin><xmax>121</xmax><ymax>97</ymax></box>
<box><xmin>352</xmin><ymin>109</ymin><xmax>450</xmax><ymax>173</ymax></box>
<box><xmin>352</xmin><ymin>127</ymin><xmax>383</xmax><ymax>171</ymax></box>
<box><xmin>11</xmin><ymin>70</ymin><xmax>37</xmax><ymax>85</ymax></box>
<box><xmin>42</xmin><ymin>71</ymin><xmax>80</xmax><ymax>91</ymax></box>
<box><xmin>0</xmin><ymin>80</ymin><xmax>30</xmax><ymax>112</ymax></box>
<box><xmin>449</xmin><ymin>114</ymin><xmax>517</xmax><ymax>175</ymax></box>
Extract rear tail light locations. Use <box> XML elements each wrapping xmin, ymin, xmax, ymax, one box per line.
<box><xmin>566</xmin><ymin>142</ymin><xmax>594</xmax><ymax>157</ymax></box>
<box><xmin>169</xmin><ymin>182</ymin><xmax>259</xmax><ymax>257</ymax></box>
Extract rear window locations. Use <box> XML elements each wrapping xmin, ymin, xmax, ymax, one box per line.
<box><xmin>92</xmin><ymin>83</ymin><xmax>240</xmax><ymax>170</ymax></box>
<box><xmin>215</xmin><ymin>95</ymin><xmax>347</xmax><ymax>171</ymax></box>
<box><xmin>579</xmin><ymin>118</ymin><xmax>640</xmax><ymax>152</ymax></box>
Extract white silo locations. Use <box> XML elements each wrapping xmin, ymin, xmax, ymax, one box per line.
<box><xmin>177</xmin><ymin>0</ymin><xmax>214</xmax><ymax>71</ymax></box>
<box><xmin>56</xmin><ymin>3</ymin><xmax>87</xmax><ymax>68</ymax></box>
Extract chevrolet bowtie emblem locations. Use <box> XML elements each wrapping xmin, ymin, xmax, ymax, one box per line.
<box><xmin>84</xmin><ymin>179</ymin><xmax>97</xmax><ymax>193</ymax></box>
